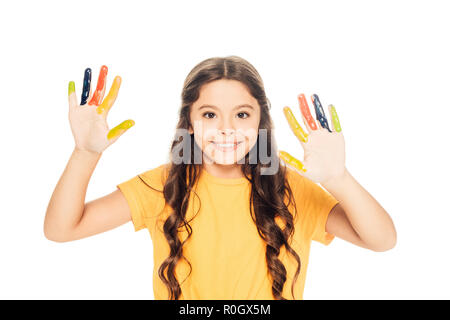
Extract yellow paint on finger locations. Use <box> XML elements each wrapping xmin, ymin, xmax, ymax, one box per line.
<box><xmin>278</xmin><ymin>150</ymin><xmax>307</xmax><ymax>172</ymax></box>
<box><xmin>329</xmin><ymin>104</ymin><xmax>342</xmax><ymax>132</ymax></box>
<box><xmin>107</xmin><ymin>119</ymin><xmax>135</xmax><ymax>140</ymax></box>
<box><xmin>68</xmin><ymin>81</ymin><xmax>75</xmax><ymax>96</ymax></box>
<box><xmin>283</xmin><ymin>107</ymin><xmax>308</xmax><ymax>143</ymax></box>
<box><xmin>97</xmin><ymin>76</ymin><xmax>122</xmax><ymax>115</ymax></box>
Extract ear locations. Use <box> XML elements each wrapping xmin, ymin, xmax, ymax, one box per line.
<box><xmin>188</xmin><ymin>125</ymin><xmax>193</xmax><ymax>135</ymax></box>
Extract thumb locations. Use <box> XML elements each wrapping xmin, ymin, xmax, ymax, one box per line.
<box><xmin>278</xmin><ymin>150</ymin><xmax>307</xmax><ymax>174</ymax></box>
<box><xmin>107</xmin><ymin>119</ymin><xmax>135</xmax><ymax>142</ymax></box>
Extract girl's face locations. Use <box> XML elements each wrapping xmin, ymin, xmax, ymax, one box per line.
<box><xmin>189</xmin><ymin>79</ymin><xmax>261</xmax><ymax>166</ymax></box>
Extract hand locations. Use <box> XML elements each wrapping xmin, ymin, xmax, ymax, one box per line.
<box><xmin>68</xmin><ymin>65</ymin><xmax>135</xmax><ymax>154</ymax></box>
<box><xmin>278</xmin><ymin>93</ymin><xmax>346</xmax><ymax>185</ymax></box>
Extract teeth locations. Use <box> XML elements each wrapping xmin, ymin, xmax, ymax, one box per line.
<box><xmin>216</xmin><ymin>144</ymin><xmax>235</xmax><ymax>147</ymax></box>
<box><xmin>212</xmin><ymin>142</ymin><xmax>241</xmax><ymax>148</ymax></box>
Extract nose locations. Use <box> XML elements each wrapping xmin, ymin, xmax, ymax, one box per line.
<box><xmin>217</xmin><ymin>127</ymin><xmax>237</xmax><ymax>144</ymax></box>
<box><xmin>220</xmin><ymin>128</ymin><xmax>235</xmax><ymax>136</ymax></box>
<box><xmin>218</xmin><ymin>117</ymin><xmax>236</xmax><ymax>136</ymax></box>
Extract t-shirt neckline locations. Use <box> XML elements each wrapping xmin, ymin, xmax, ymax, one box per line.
<box><xmin>201</xmin><ymin>167</ymin><xmax>249</xmax><ymax>186</ymax></box>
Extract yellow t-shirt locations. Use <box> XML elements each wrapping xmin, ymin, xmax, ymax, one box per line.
<box><xmin>117</xmin><ymin>163</ymin><xmax>339</xmax><ymax>300</ymax></box>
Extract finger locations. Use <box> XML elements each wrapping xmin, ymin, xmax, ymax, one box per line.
<box><xmin>107</xmin><ymin>119</ymin><xmax>135</xmax><ymax>140</ymax></box>
<box><xmin>278</xmin><ymin>150</ymin><xmax>307</xmax><ymax>173</ymax></box>
<box><xmin>80</xmin><ymin>68</ymin><xmax>92</xmax><ymax>105</ymax></box>
<box><xmin>311</xmin><ymin>94</ymin><xmax>332</xmax><ymax>133</ymax></box>
<box><xmin>68</xmin><ymin>81</ymin><xmax>78</xmax><ymax>108</ymax></box>
<box><xmin>97</xmin><ymin>76</ymin><xmax>121</xmax><ymax>117</ymax></box>
<box><xmin>88</xmin><ymin>65</ymin><xmax>108</xmax><ymax>106</ymax></box>
<box><xmin>328</xmin><ymin>104</ymin><xmax>342</xmax><ymax>132</ymax></box>
<box><xmin>297</xmin><ymin>94</ymin><xmax>318</xmax><ymax>131</ymax></box>
<box><xmin>87</xmin><ymin>75</ymin><xmax>95</xmax><ymax>103</ymax></box>
<box><xmin>300</xmin><ymin>114</ymin><xmax>312</xmax><ymax>135</ymax></box>
<box><xmin>283</xmin><ymin>106</ymin><xmax>308</xmax><ymax>143</ymax></box>
<box><xmin>327</xmin><ymin>105</ymin><xmax>335</xmax><ymax>132</ymax></box>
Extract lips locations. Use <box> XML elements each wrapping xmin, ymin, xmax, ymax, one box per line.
<box><xmin>210</xmin><ymin>141</ymin><xmax>243</xmax><ymax>145</ymax></box>
<box><xmin>210</xmin><ymin>141</ymin><xmax>242</xmax><ymax>152</ymax></box>
<box><xmin>210</xmin><ymin>140</ymin><xmax>243</xmax><ymax>144</ymax></box>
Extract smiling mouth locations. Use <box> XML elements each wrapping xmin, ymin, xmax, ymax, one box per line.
<box><xmin>209</xmin><ymin>141</ymin><xmax>243</xmax><ymax>152</ymax></box>
<box><xmin>210</xmin><ymin>141</ymin><xmax>243</xmax><ymax>146</ymax></box>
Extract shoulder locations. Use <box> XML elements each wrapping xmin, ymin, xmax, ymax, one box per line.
<box><xmin>138</xmin><ymin>162</ymin><xmax>171</xmax><ymax>190</ymax></box>
<box><xmin>282</xmin><ymin>165</ymin><xmax>325</xmax><ymax>210</ymax></box>
<box><xmin>283</xmin><ymin>165</ymin><xmax>325</xmax><ymax>195</ymax></box>
<box><xmin>283</xmin><ymin>165</ymin><xmax>304</xmax><ymax>191</ymax></box>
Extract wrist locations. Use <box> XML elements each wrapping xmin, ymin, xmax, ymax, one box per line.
<box><xmin>321</xmin><ymin>167</ymin><xmax>350</xmax><ymax>191</ymax></box>
<box><xmin>73</xmin><ymin>146</ymin><xmax>102</xmax><ymax>159</ymax></box>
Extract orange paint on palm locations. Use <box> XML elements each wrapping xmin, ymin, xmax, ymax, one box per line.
<box><xmin>88</xmin><ymin>65</ymin><xmax>108</xmax><ymax>106</ymax></box>
<box><xmin>297</xmin><ymin>93</ymin><xmax>317</xmax><ymax>130</ymax></box>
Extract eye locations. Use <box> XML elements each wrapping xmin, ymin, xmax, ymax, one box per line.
<box><xmin>237</xmin><ymin>112</ymin><xmax>250</xmax><ymax>119</ymax></box>
<box><xmin>202</xmin><ymin>112</ymin><xmax>216</xmax><ymax>119</ymax></box>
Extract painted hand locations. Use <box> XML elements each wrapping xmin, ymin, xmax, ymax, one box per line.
<box><xmin>279</xmin><ymin>93</ymin><xmax>346</xmax><ymax>184</ymax></box>
<box><xmin>68</xmin><ymin>65</ymin><xmax>135</xmax><ymax>154</ymax></box>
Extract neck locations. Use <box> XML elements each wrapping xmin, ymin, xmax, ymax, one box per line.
<box><xmin>202</xmin><ymin>162</ymin><xmax>244</xmax><ymax>179</ymax></box>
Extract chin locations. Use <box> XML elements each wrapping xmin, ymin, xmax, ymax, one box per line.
<box><xmin>204</xmin><ymin>151</ymin><xmax>247</xmax><ymax>165</ymax></box>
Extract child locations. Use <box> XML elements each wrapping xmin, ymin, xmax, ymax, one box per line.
<box><xmin>44</xmin><ymin>56</ymin><xmax>396</xmax><ymax>300</ymax></box>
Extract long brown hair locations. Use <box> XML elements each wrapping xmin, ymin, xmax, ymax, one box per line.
<box><xmin>145</xmin><ymin>56</ymin><xmax>301</xmax><ymax>300</ymax></box>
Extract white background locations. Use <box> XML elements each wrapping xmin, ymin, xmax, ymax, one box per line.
<box><xmin>0</xmin><ymin>0</ymin><xmax>449</xmax><ymax>299</ymax></box>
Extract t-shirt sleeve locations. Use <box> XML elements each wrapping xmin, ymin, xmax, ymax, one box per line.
<box><xmin>116</xmin><ymin>173</ymin><xmax>164</xmax><ymax>233</ymax></box>
<box><xmin>298</xmin><ymin>176</ymin><xmax>339</xmax><ymax>246</ymax></box>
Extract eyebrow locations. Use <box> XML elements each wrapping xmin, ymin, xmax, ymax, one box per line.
<box><xmin>198</xmin><ymin>104</ymin><xmax>255</xmax><ymax>111</ymax></box>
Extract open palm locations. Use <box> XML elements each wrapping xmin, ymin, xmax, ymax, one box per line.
<box><xmin>68</xmin><ymin>65</ymin><xmax>134</xmax><ymax>154</ymax></box>
<box><xmin>279</xmin><ymin>93</ymin><xmax>346</xmax><ymax>184</ymax></box>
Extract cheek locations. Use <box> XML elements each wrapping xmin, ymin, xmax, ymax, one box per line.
<box><xmin>191</xmin><ymin>119</ymin><xmax>209</xmax><ymax>144</ymax></box>
<box><xmin>242</xmin><ymin>123</ymin><xmax>260</xmax><ymax>148</ymax></box>
<box><xmin>248</xmin><ymin>126</ymin><xmax>259</xmax><ymax>142</ymax></box>
<box><xmin>192</xmin><ymin>132</ymin><xmax>209</xmax><ymax>150</ymax></box>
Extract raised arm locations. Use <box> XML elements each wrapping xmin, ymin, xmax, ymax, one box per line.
<box><xmin>279</xmin><ymin>93</ymin><xmax>396</xmax><ymax>251</ymax></box>
<box><xmin>44</xmin><ymin>65</ymin><xmax>135</xmax><ymax>242</ymax></box>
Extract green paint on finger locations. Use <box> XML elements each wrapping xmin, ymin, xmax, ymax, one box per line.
<box><xmin>68</xmin><ymin>81</ymin><xmax>75</xmax><ymax>96</ymax></box>
<box><xmin>329</xmin><ymin>104</ymin><xmax>342</xmax><ymax>132</ymax></box>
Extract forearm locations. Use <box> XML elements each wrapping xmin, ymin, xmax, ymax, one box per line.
<box><xmin>44</xmin><ymin>148</ymin><xmax>101</xmax><ymax>240</ymax></box>
<box><xmin>322</xmin><ymin>169</ymin><xmax>397</xmax><ymax>251</ymax></box>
